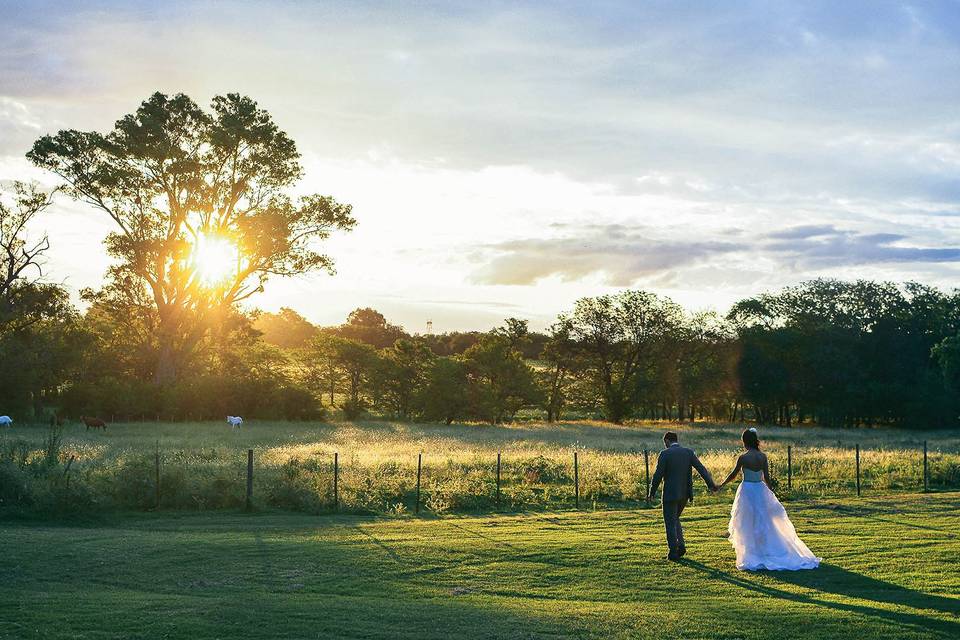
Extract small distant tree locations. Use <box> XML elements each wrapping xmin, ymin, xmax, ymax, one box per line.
<box><xmin>418</xmin><ymin>357</ymin><xmax>469</xmax><ymax>424</ymax></box>
<box><xmin>0</xmin><ymin>182</ymin><xmax>84</xmax><ymax>416</ymax></box>
<box><xmin>0</xmin><ymin>182</ymin><xmax>59</xmax><ymax>331</ymax></box>
<box><xmin>495</xmin><ymin>317</ymin><xmax>529</xmax><ymax>350</ymax></box>
<box><xmin>254</xmin><ymin>307</ymin><xmax>318</xmax><ymax>349</ymax></box>
<box><xmin>565</xmin><ymin>290</ymin><xmax>684</xmax><ymax>423</ymax></box>
<box><xmin>372</xmin><ymin>338</ymin><xmax>435</xmax><ymax>419</ymax></box>
<box><xmin>462</xmin><ymin>333</ymin><xmax>541</xmax><ymax>423</ymax></box>
<box><xmin>934</xmin><ymin>334</ymin><xmax>960</xmax><ymax>395</ymax></box>
<box><xmin>540</xmin><ymin>318</ymin><xmax>581</xmax><ymax>422</ymax></box>
<box><xmin>337</xmin><ymin>307</ymin><xmax>407</xmax><ymax>348</ymax></box>
<box><xmin>302</xmin><ymin>332</ymin><xmax>342</xmax><ymax>407</ymax></box>
<box><xmin>303</xmin><ymin>335</ymin><xmax>378</xmax><ymax>418</ymax></box>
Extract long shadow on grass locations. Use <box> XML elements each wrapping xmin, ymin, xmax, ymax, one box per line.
<box><xmin>827</xmin><ymin>504</ymin><xmax>959</xmax><ymax>538</ymax></box>
<box><xmin>683</xmin><ymin>560</ymin><xmax>960</xmax><ymax>637</ymax></box>
<box><xmin>12</xmin><ymin>516</ymin><xmax>576</xmax><ymax>639</ymax></box>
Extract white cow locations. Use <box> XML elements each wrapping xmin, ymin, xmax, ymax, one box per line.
<box><xmin>226</xmin><ymin>416</ymin><xmax>243</xmax><ymax>428</ymax></box>
<box><xmin>0</xmin><ymin>416</ymin><xmax>12</xmax><ymax>427</ymax></box>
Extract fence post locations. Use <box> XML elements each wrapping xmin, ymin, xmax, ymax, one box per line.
<box><xmin>62</xmin><ymin>455</ymin><xmax>75</xmax><ymax>488</ymax></box>
<box><xmin>923</xmin><ymin>441</ymin><xmax>928</xmax><ymax>492</ymax></box>
<box><xmin>787</xmin><ymin>445</ymin><xmax>792</xmax><ymax>490</ymax></box>
<box><xmin>574</xmin><ymin>451</ymin><xmax>580</xmax><ymax>509</ymax></box>
<box><xmin>415</xmin><ymin>452</ymin><xmax>422</xmax><ymax>515</ymax></box>
<box><xmin>643</xmin><ymin>449</ymin><xmax>650</xmax><ymax>504</ymax></box>
<box><xmin>246</xmin><ymin>449</ymin><xmax>254</xmax><ymax>511</ymax></box>
<box><xmin>496</xmin><ymin>451</ymin><xmax>501</xmax><ymax>509</ymax></box>
<box><xmin>855</xmin><ymin>444</ymin><xmax>861</xmax><ymax>497</ymax></box>
<box><xmin>333</xmin><ymin>452</ymin><xmax>339</xmax><ymax>510</ymax></box>
<box><xmin>155</xmin><ymin>440</ymin><xmax>161</xmax><ymax>509</ymax></box>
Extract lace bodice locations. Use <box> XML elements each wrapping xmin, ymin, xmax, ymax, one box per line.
<box><xmin>743</xmin><ymin>468</ymin><xmax>763</xmax><ymax>483</ymax></box>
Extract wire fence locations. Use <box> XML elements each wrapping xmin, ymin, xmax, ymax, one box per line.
<box><xmin>3</xmin><ymin>424</ymin><xmax>958</xmax><ymax>515</ymax></box>
<box><xmin>146</xmin><ymin>440</ymin><xmax>954</xmax><ymax>515</ymax></box>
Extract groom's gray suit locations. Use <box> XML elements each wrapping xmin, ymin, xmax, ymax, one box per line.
<box><xmin>649</xmin><ymin>442</ymin><xmax>716</xmax><ymax>556</ymax></box>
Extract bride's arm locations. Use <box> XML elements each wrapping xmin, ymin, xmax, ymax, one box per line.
<box><xmin>718</xmin><ymin>455</ymin><xmax>742</xmax><ymax>488</ymax></box>
<box><xmin>762</xmin><ymin>455</ymin><xmax>772</xmax><ymax>489</ymax></box>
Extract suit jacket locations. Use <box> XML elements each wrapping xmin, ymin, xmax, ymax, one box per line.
<box><xmin>650</xmin><ymin>444</ymin><xmax>715</xmax><ymax>502</ymax></box>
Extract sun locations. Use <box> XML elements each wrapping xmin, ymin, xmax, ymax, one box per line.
<box><xmin>189</xmin><ymin>233</ymin><xmax>239</xmax><ymax>287</ymax></box>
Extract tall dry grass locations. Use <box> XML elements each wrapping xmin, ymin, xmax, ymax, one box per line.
<box><xmin>1</xmin><ymin>419</ymin><xmax>956</xmax><ymax>515</ymax></box>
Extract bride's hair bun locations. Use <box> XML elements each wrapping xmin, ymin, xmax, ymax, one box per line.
<box><xmin>748</xmin><ymin>427</ymin><xmax>758</xmax><ymax>433</ymax></box>
<box><xmin>742</xmin><ymin>428</ymin><xmax>761</xmax><ymax>450</ymax></box>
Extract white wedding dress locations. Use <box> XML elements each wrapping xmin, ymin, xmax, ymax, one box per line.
<box><xmin>728</xmin><ymin>468</ymin><xmax>820</xmax><ymax>571</ymax></box>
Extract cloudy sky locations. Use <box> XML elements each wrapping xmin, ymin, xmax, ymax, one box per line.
<box><xmin>2</xmin><ymin>1</ymin><xmax>960</xmax><ymax>331</ymax></box>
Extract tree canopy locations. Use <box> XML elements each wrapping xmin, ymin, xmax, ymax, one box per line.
<box><xmin>28</xmin><ymin>92</ymin><xmax>355</xmax><ymax>384</ymax></box>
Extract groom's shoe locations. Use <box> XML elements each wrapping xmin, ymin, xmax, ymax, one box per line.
<box><xmin>667</xmin><ymin>551</ymin><xmax>681</xmax><ymax>562</ymax></box>
<box><xmin>677</xmin><ymin>546</ymin><xmax>687</xmax><ymax>558</ymax></box>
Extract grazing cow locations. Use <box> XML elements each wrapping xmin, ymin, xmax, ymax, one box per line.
<box><xmin>0</xmin><ymin>415</ymin><xmax>12</xmax><ymax>427</ymax></box>
<box><xmin>81</xmin><ymin>416</ymin><xmax>107</xmax><ymax>430</ymax></box>
<box><xmin>226</xmin><ymin>416</ymin><xmax>243</xmax><ymax>428</ymax></box>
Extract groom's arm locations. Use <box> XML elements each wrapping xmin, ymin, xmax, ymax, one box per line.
<box><xmin>648</xmin><ymin>452</ymin><xmax>666</xmax><ymax>500</ymax></box>
<box><xmin>691</xmin><ymin>452</ymin><xmax>716</xmax><ymax>491</ymax></box>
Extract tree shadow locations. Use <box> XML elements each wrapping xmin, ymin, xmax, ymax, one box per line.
<box><xmin>827</xmin><ymin>504</ymin><xmax>959</xmax><ymax>538</ymax></box>
<box><xmin>682</xmin><ymin>559</ymin><xmax>960</xmax><ymax>637</ymax></box>
<box><xmin>769</xmin><ymin>562</ymin><xmax>960</xmax><ymax>614</ymax></box>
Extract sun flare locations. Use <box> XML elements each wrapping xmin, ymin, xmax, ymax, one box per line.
<box><xmin>189</xmin><ymin>233</ymin><xmax>239</xmax><ymax>287</ymax></box>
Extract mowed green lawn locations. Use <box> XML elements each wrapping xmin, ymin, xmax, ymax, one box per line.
<box><xmin>2</xmin><ymin>493</ymin><xmax>958</xmax><ymax>639</ymax></box>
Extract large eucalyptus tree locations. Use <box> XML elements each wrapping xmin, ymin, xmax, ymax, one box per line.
<box><xmin>29</xmin><ymin>92</ymin><xmax>355</xmax><ymax>384</ymax></box>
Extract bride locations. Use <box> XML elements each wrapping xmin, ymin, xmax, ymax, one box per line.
<box><xmin>718</xmin><ymin>428</ymin><xmax>820</xmax><ymax>571</ymax></box>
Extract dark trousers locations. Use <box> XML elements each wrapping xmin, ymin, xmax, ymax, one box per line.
<box><xmin>662</xmin><ymin>499</ymin><xmax>687</xmax><ymax>552</ymax></box>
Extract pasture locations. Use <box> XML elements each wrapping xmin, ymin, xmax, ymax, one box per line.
<box><xmin>2</xmin><ymin>492</ymin><xmax>958</xmax><ymax>639</ymax></box>
<box><xmin>1</xmin><ymin>420</ymin><xmax>958</xmax><ymax>516</ymax></box>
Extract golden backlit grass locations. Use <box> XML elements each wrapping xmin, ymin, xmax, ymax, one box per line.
<box><xmin>1</xmin><ymin>419</ymin><xmax>956</xmax><ymax>515</ymax></box>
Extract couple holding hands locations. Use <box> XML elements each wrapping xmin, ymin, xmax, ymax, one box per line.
<box><xmin>647</xmin><ymin>429</ymin><xmax>820</xmax><ymax>571</ymax></box>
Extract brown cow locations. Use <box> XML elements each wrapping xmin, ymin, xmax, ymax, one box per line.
<box><xmin>81</xmin><ymin>416</ymin><xmax>107</xmax><ymax>430</ymax></box>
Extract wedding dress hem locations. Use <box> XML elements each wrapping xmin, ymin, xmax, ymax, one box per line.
<box><xmin>727</xmin><ymin>479</ymin><xmax>821</xmax><ymax>572</ymax></box>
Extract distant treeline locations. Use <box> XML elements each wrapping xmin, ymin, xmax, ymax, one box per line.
<box><xmin>4</xmin><ymin>92</ymin><xmax>957</xmax><ymax>429</ymax></box>
<box><xmin>3</xmin><ymin>274</ymin><xmax>959</xmax><ymax>428</ymax></box>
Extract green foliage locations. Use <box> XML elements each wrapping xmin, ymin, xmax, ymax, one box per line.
<box><xmin>28</xmin><ymin>91</ymin><xmax>355</xmax><ymax>385</ymax></box>
<box><xmin>418</xmin><ymin>358</ymin><xmax>469</xmax><ymax>424</ymax></box>
<box><xmin>730</xmin><ymin>279</ymin><xmax>960</xmax><ymax>428</ymax></box>
<box><xmin>933</xmin><ymin>333</ymin><xmax>960</xmax><ymax>394</ymax></box>
<box><xmin>253</xmin><ymin>307</ymin><xmax>319</xmax><ymax>349</ymax></box>
<box><xmin>335</xmin><ymin>307</ymin><xmax>407</xmax><ymax>348</ymax></box>
<box><xmin>564</xmin><ymin>290</ymin><xmax>686</xmax><ymax>423</ymax></box>
<box><xmin>461</xmin><ymin>332</ymin><xmax>542</xmax><ymax>423</ymax></box>
<box><xmin>372</xmin><ymin>338</ymin><xmax>435</xmax><ymax>419</ymax></box>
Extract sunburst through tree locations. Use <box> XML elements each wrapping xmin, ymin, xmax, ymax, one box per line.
<box><xmin>188</xmin><ymin>233</ymin><xmax>241</xmax><ymax>288</ymax></box>
<box><xmin>29</xmin><ymin>92</ymin><xmax>356</xmax><ymax>384</ymax></box>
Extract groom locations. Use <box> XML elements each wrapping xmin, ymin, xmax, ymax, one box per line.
<box><xmin>647</xmin><ymin>431</ymin><xmax>717</xmax><ymax>561</ymax></box>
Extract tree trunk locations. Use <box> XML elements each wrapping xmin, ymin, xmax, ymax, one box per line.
<box><xmin>154</xmin><ymin>329</ymin><xmax>179</xmax><ymax>386</ymax></box>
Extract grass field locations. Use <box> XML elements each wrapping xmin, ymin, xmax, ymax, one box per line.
<box><xmin>2</xmin><ymin>492</ymin><xmax>958</xmax><ymax>639</ymax></box>
<box><xmin>2</xmin><ymin>420</ymin><xmax>959</xmax><ymax>516</ymax></box>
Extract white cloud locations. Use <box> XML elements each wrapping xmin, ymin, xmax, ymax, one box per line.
<box><xmin>1</xmin><ymin>1</ymin><xmax>959</xmax><ymax>330</ymax></box>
